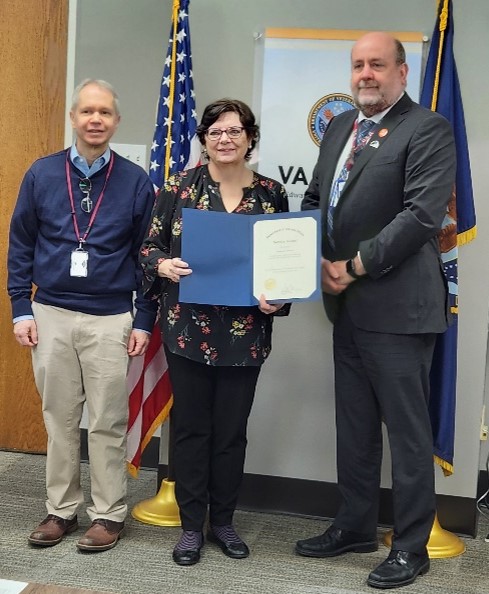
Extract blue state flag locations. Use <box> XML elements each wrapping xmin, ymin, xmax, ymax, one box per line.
<box><xmin>420</xmin><ymin>0</ymin><xmax>476</xmax><ymax>475</ymax></box>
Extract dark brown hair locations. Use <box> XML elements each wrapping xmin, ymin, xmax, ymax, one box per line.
<box><xmin>394</xmin><ymin>38</ymin><xmax>406</xmax><ymax>65</ymax></box>
<box><xmin>197</xmin><ymin>98</ymin><xmax>260</xmax><ymax>161</ymax></box>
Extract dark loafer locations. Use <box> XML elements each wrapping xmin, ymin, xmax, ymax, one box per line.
<box><xmin>296</xmin><ymin>525</ymin><xmax>378</xmax><ymax>558</ymax></box>
<box><xmin>172</xmin><ymin>546</ymin><xmax>202</xmax><ymax>566</ymax></box>
<box><xmin>367</xmin><ymin>549</ymin><xmax>430</xmax><ymax>589</ymax></box>
<box><xmin>28</xmin><ymin>514</ymin><xmax>78</xmax><ymax>546</ymax></box>
<box><xmin>76</xmin><ymin>519</ymin><xmax>124</xmax><ymax>552</ymax></box>
<box><xmin>172</xmin><ymin>532</ymin><xmax>204</xmax><ymax>566</ymax></box>
<box><xmin>207</xmin><ymin>530</ymin><xmax>250</xmax><ymax>559</ymax></box>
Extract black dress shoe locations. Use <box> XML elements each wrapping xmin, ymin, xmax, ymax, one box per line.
<box><xmin>172</xmin><ymin>531</ymin><xmax>203</xmax><ymax>566</ymax></box>
<box><xmin>207</xmin><ymin>530</ymin><xmax>250</xmax><ymax>559</ymax></box>
<box><xmin>295</xmin><ymin>525</ymin><xmax>378</xmax><ymax>558</ymax></box>
<box><xmin>172</xmin><ymin>547</ymin><xmax>201</xmax><ymax>566</ymax></box>
<box><xmin>367</xmin><ymin>549</ymin><xmax>430</xmax><ymax>589</ymax></box>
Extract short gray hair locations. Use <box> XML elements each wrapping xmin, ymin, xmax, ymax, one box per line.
<box><xmin>71</xmin><ymin>79</ymin><xmax>120</xmax><ymax>116</ymax></box>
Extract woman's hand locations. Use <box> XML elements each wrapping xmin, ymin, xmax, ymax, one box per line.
<box><xmin>157</xmin><ymin>257</ymin><xmax>192</xmax><ymax>283</ymax></box>
<box><xmin>258</xmin><ymin>294</ymin><xmax>284</xmax><ymax>315</ymax></box>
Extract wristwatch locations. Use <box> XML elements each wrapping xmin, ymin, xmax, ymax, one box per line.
<box><xmin>346</xmin><ymin>258</ymin><xmax>363</xmax><ymax>279</ymax></box>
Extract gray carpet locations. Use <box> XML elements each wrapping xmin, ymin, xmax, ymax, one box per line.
<box><xmin>0</xmin><ymin>451</ymin><xmax>487</xmax><ymax>594</ymax></box>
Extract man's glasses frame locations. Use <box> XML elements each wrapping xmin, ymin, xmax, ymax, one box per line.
<box><xmin>79</xmin><ymin>178</ymin><xmax>93</xmax><ymax>213</ymax></box>
<box><xmin>205</xmin><ymin>126</ymin><xmax>246</xmax><ymax>141</ymax></box>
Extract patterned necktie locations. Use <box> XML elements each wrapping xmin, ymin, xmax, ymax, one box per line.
<box><xmin>352</xmin><ymin>119</ymin><xmax>375</xmax><ymax>162</ymax></box>
<box><xmin>327</xmin><ymin>119</ymin><xmax>375</xmax><ymax>248</ymax></box>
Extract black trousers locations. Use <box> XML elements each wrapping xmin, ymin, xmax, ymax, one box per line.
<box><xmin>332</xmin><ymin>308</ymin><xmax>436</xmax><ymax>553</ymax></box>
<box><xmin>165</xmin><ymin>348</ymin><xmax>261</xmax><ymax>531</ymax></box>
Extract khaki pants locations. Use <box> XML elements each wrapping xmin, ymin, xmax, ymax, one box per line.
<box><xmin>32</xmin><ymin>303</ymin><xmax>133</xmax><ymax>522</ymax></box>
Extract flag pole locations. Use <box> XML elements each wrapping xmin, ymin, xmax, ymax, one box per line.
<box><xmin>130</xmin><ymin>0</ymin><xmax>198</xmax><ymax>526</ymax></box>
<box><xmin>424</xmin><ymin>0</ymin><xmax>473</xmax><ymax>555</ymax></box>
<box><xmin>385</xmin><ymin>0</ymin><xmax>474</xmax><ymax>556</ymax></box>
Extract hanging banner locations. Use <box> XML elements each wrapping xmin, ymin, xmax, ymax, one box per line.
<box><xmin>256</xmin><ymin>29</ymin><xmax>424</xmax><ymax>211</ymax></box>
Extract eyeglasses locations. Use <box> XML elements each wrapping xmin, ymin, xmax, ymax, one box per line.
<box><xmin>205</xmin><ymin>126</ymin><xmax>245</xmax><ymax>141</ymax></box>
<box><xmin>79</xmin><ymin>178</ymin><xmax>93</xmax><ymax>213</ymax></box>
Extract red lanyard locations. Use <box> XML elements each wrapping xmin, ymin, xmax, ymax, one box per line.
<box><xmin>65</xmin><ymin>151</ymin><xmax>115</xmax><ymax>246</ymax></box>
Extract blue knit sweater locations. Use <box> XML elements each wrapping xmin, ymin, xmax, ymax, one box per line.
<box><xmin>8</xmin><ymin>149</ymin><xmax>157</xmax><ymax>332</ymax></box>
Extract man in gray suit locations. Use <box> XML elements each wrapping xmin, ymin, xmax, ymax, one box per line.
<box><xmin>296</xmin><ymin>32</ymin><xmax>456</xmax><ymax>589</ymax></box>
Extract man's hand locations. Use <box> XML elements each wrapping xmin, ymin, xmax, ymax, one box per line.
<box><xmin>127</xmin><ymin>329</ymin><xmax>150</xmax><ymax>357</ymax></box>
<box><xmin>321</xmin><ymin>258</ymin><xmax>354</xmax><ymax>295</ymax></box>
<box><xmin>13</xmin><ymin>320</ymin><xmax>38</xmax><ymax>347</ymax></box>
<box><xmin>329</xmin><ymin>254</ymin><xmax>367</xmax><ymax>287</ymax></box>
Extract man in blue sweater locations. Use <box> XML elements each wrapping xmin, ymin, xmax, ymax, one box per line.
<box><xmin>8</xmin><ymin>79</ymin><xmax>157</xmax><ymax>552</ymax></box>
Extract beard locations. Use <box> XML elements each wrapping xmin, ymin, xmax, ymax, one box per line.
<box><xmin>352</xmin><ymin>85</ymin><xmax>390</xmax><ymax>117</ymax></box>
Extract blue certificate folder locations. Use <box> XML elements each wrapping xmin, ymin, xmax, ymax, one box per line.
<box><xmin>179</xmin><ymin>208</ymin><xmax>321</xmax><ymax>306</ymax></box>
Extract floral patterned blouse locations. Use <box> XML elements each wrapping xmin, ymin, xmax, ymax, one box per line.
<box><xmin>140</xmin><ymin>164</ymin><xmax>289</xmax><ymax>366</ymax></box>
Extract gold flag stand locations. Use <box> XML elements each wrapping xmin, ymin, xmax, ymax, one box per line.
<box><xmin>131</xmin><ymin>478</ymin><xmax>181</xmax><ymax>527</ymax></box>
<box><xmin>383</xmin><ymin>513</ymin><xmax>465</xmax><ymax>558</ymax></box>
<box><xmin>132</xmin><ymin>414</ymin><xmax>181</xmax><ymax>526</ymax></box>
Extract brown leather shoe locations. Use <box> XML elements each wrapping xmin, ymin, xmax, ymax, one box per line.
<box><xmin>28</xmin><ymin>514</ymin><xmax>78</xmax><ymax>546</ymax></box>
<box><xmin>77</xmin><ymin>519</ymin><xmax>124</xmax><ymax>552</ymax></box>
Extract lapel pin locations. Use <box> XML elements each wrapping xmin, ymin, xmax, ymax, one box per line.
<box><xmin>378</xmin><ymin>128</ymin><xmax>388</xmax><ymax>138</ymax></box>
<box><xmin>370</xmin><ymin>140</ymin><xmax>380</xmax><ymax>148</ymax></box>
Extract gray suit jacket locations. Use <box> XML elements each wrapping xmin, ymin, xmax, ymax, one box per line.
<box><xmin>302</xmin><ymin>94</ymin><xmax>456</xmax><ymax>334</ymax></box>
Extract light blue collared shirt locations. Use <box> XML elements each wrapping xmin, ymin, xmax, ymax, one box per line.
<box><xmin>70</xmin><ymin>144</ymin><xmax>111</xmax><ymax>177</ymax></box>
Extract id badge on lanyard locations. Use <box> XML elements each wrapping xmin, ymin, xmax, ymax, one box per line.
<box><xmin>65</xmin><ymin>151</ymin><xmax>114</xmax><ymax>279</ymax></box>
<box><xmin>70</xmin><ymin>247</ymin><xmax>89</xmax><ymax>277</ymax></box>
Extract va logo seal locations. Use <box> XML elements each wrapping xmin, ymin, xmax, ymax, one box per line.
<box><xmin>308</xmin><ymin>93</ymin><xmax>355</xmax><ymax>146</ymax></box>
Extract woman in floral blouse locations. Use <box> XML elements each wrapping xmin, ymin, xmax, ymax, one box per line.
<box><xmin>140</xmin><ymin>98</ymin><xmax>289</xmax><ymax>566</ymax></box>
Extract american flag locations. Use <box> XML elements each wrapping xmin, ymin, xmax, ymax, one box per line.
<box><xmin>149</xmin><ymin>0</ymin><xmax>199</xmax><ymax>186</ymax></box>
<box><xmin>126</xmin><ymin>0</ymin><xmax>199</xmax><ymax>477</ymax></box>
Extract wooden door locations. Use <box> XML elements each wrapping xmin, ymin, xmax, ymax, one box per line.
<box><xmin>0</xmin><ymin>0</ymin><xmax>68</xmax><ymax>451</ymax></box>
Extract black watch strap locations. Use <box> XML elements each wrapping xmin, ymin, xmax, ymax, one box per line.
<box><xmin>346</xmin><ymin>258</ymin><xmax>362</xmax><ymax>279</ymax></box>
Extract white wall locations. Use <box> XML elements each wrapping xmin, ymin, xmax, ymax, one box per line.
<box><xmin>453</xmin><ymin>4</ymin><xmax>489</xmax><ymax>481</ymax></box>
<box><xmin>74</xmin><ymin>0</ymin><xmax>489</xmax><ymax>499</ymax></box>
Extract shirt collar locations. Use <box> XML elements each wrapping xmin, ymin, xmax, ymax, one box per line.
<box><xmin>70</xmin><ymin>144</ymin><xmax>111</xmax><ymax>177</ymax></box>
<box><xmin>358</xmin><ymin>91</ymin><xmax>405</xmax><ymax>125</ymax></box>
